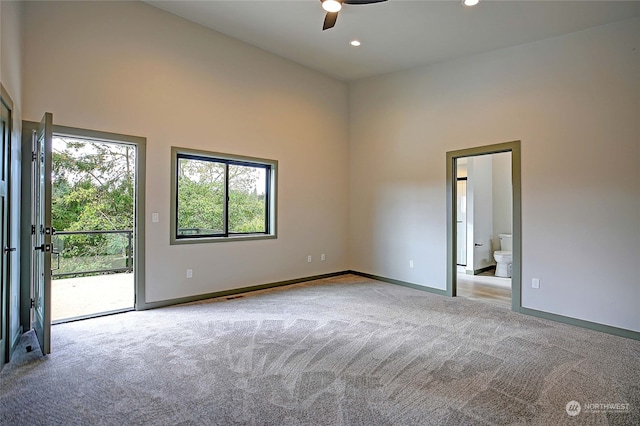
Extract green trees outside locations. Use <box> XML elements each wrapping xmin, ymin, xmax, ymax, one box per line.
<box><xmin>53</xmin><ymin>139</ymin><xmax>135</xmax><ymax>233</ymax></box>
<box><xmin>227</xmin><ymin>164</ymin><xmax>268</xmax><ymax>233</ymax></box>
<box><xmin>176</xmin><ymin>158</ymin><xmax>224</xmax><ymax>234</ymax></box>
<box><xmin>52</xmin><ymin>140</ymin><xmax>268</xmax><ymax>277</ymax></box>
<box><xmin>176</xmin><ymin>158</ymin><xmax>267</xmax><ymax>235</ymax></box>
<box><xmin>52</xmin><ymin>138</ymin><xmax>135</xmax><ymax>276</ymax></box>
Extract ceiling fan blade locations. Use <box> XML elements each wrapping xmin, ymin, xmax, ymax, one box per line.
<box><xmin>323</xmin><ymin>12</ymin><xmax>338</xmax><ymax>30</ymax></box>
<box><xmin>344</xmin><ymin>0</ymin><xmax>387</xmax><ymax>4</ymax></box>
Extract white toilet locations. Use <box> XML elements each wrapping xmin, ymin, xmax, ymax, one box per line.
<box><xmin>494</xmin><ymin>234</ymin><xmax>513</xmax><ymax>278</ymax></box>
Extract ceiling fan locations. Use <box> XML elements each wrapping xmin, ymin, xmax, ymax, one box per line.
<box><xmin>321</xmin><ymin>0</ymin><xmax>388</xmax><ymax>31</ymax></box>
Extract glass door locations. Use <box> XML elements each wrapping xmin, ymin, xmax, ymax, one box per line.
<box><xmin>32</xmin><ymin>113</ymin><xmax>53</xmax><ymax>355</ymax></box>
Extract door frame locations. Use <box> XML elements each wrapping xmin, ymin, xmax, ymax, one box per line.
<box><xmin>0</xmin><ymin>84</ymin><xmax>13</xmax><ymax>367</ymax></box>
<box><xmin>446</xmin><ymin>141</ymin><xmax>522</xmax><ymax>312</ymax></box>
<box><xmin>455</xmin><ymin>176</ymin><xmax>467</xmax><ymax>267</ymax></box>
<box><xmin>21</xmin><ymin>123</ymin><xmax>146</xmax><ymax>334</ymax></box>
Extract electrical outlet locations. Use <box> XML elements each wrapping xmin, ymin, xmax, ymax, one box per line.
<box><xmin>409</xmin><ymin>260</ymin><xmax>414</xmax><ymax>268</ymax></box>
<box><xmin>307</xmin><ymin>255</ymin><xmax>312</xmax><ymax>263</ymax></box>
<box><xmin>321</xmin><ymin>253</ymin><xmax>326</xmax><ymax>261</ymax></box>
<box><xmin>186</xmin><ymin>269</ymin><xmax>193</xmax><ymax>278</ymax></box>
<box><xmin>152</xmin><ymin>212</ymin><xmax>159</xmax><ymax>223</ymax></box>
<box><xmin>532</xmin><ymin>278</ymin><xmax>540</xmax><ymax>289</ymax></box>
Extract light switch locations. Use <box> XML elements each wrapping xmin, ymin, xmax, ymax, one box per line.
<box><xmin>152</xmin><ymin>213</ymin><xmax>159</xmax><ymax>223</ymax></box>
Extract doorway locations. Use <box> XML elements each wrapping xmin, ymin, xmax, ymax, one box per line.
<box><xmin>455</xmin><ymin>153</ymin><xmax>512</xmax><ymax>307</ymax></box>
<box><xmin>21</xmin><ymin>118</ymin><xmax>146</xmax><ymax>354</ymax></box>
<box><xmin>51</xmin><ymin>134</ymin><xmax>137</xmax><ymax>322</ymax></box>
<box><xmin>446</xmin><ymin>141</ymin><xmax>522</xmax><ymax>312</ymax></box>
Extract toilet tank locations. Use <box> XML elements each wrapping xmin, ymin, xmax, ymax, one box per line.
<box><xmin>499</xmin><ymin>234</ymin><xmax>513</xmax><ymax>251</ymax></box>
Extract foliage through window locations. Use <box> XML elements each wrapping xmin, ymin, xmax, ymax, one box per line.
<box><xmin>52</xmin><ymin>137</ymin><xmax>135</xmax><ymax>277</ymax></box>
<box><xmin>172</xmin><ymin>149</ymin><xmax>276</xmax><ymax>242</ymax></box>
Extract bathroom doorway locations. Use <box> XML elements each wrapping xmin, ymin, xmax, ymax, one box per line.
<box><xmin>446</xmin><ymin>141</ymin><xmax>522</xmax><ymax>311</ymax></box>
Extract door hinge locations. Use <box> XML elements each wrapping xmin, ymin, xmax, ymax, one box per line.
<box><xmin>32</xmin><ymin>151</ymin><xmax>37</xmax><ymax>161</ymax></box>
<box><xmin>34</xmin><ymin>243</ymin><xmax>53</xmax><ymax>252</ymax></box>
<box><xmin>31</xmin><ymin>225</ymin><xmax>36</xmax><ymax>235</ymax></box>
<box><xmin>30</xmin><ymin>298</ymin><xmax>35</xmax><ymax>308</ymax></box>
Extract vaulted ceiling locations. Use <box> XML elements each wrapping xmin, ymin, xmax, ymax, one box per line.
<box><xmin>146</xmin><ymin>0</ymin><xmax>639</xmax><ymax>80</ymax></box>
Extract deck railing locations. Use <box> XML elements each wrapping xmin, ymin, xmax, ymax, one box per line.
<box><xmin>52</xmin><ymin>230</ymin><xmax>133</xmax><ymax>279</ymax></box>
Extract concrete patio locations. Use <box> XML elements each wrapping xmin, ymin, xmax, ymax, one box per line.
<box><xmin>51</xmin><ymin>273</ymin><xmax>134</xmax><ymax>322</ymax></box>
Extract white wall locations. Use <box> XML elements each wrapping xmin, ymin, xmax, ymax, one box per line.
<box><xmin>1</xmin><ymin>0</ymin><xmax>24</xmax><ymax>350</ymax></box>
<box><xmin>467</xmin><ymin>155</ymin><xmax>494</xmax><ymax>272</ymax></box>
<box><xmin>350</xmin><ymin>18</ymin><xmax>640</xmax><ymax>332</ymax></box>
<box><xmin>18</xmin><ymin>2</ymin><xmax>640</xmax><ymax>333</ymax></box>
<box><xmin>22</xmin><ymin>1</ymin><xmax>350</xmax><ymax>303</ymax></box>
<box><xmin>492</xmin><ymin>152</ymin><xmax>512</xmax><ymax>251</ymax></box>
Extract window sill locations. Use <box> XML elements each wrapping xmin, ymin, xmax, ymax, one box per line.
<box><xmin>170</xmin><ymin>234</ymin><xmax>277</xmax><ymax>245</ymax></box>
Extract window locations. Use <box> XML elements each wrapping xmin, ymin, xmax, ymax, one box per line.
<box><xmin>170</xmin><ymin>147</ymin><xmax>277</xmax><ymax>244</ymax></box>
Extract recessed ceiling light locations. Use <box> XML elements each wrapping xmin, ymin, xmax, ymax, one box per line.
<box><xmin>322</xmin><ymin>0</ymin><xmax>342</xmax><ymax>13</ymax></box>
<box><xmin>350</xmin><ymin>40</ymin><xmax>361</xmax><ymax>47</ymax></box>
<box><xmin>463</xmin><ymin>0</ymin><xmax>480</xmax><ymax>6</ymax></box>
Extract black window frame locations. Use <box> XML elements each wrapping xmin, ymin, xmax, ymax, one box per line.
<box><xmin>170</xmin><ymin>147</ymin><xmax>277</xmax><ymax>245</ymax></box>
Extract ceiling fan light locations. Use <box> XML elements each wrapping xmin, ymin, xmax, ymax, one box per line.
<box><xmin>322</xmin><ymin>0</ymin><xmax>342</xmax><ymax>13</ymax></box>
<box><xmin>463</xmin><ymin>0</ymin><xmax>480</xmax><ymax>6</ymax></box>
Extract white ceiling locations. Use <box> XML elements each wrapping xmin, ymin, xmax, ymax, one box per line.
<box><xmin>145</xmin><ymin>0</ymin><xmax>639</xmax><ymax>81</ymax></box>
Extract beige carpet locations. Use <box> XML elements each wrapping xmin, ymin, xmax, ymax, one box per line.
<box><xmin>1</xmin><ymin>274</ymin><xmax>638</xmax><ymax>425</ymax></box>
